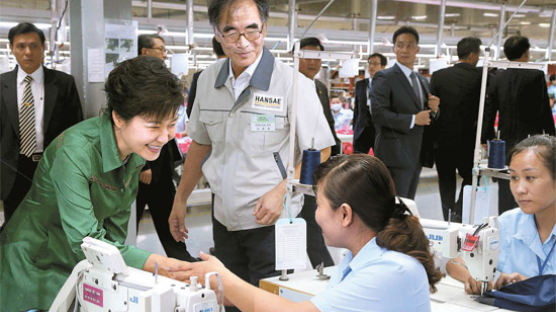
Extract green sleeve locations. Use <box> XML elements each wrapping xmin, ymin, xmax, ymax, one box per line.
<box><xmin>51</xmin><ymin>147</ymin><xmax>150</xmax><ymax>268</ymax></box>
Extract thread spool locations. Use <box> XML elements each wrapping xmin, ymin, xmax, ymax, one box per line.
<box><xmin>300</xmin><ymin>149</ymin><xmax>321</xmax><ymax>185</ymax></box>
<box><xmin>488</xmin><ymin>139</ymin><xmax>506</xmax><ymax>169</ymax></box>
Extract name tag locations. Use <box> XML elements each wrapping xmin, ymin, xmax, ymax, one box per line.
<box><xmin>275</xmin><ymin>218</ymin><xmax>307</xmax><ymax>270</ymax></box>
<box><xmin>251</xmin><ymin>114</ymin><xmax>275</xmax><ymax>132</ymax></box>
<box><xmin>253</xmin><ymin>93</ymin><xmax>284</xmax><ymax>111</ymax></box>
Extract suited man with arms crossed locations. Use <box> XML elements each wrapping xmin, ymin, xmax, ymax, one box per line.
<box><xmin>482</xmin><ymin>35</ymin><xmax>555</xmax><ymax>214</ymax></box>
<box><xmin>430</xmin><ymin>37</ymin><xmax>482</xmax><ymax>222</ymax></box>
<box><xmin>1</xmin><ymin>22</ymin><xmax>82</xmax><ymax>226</ymax></box>
<box><xmin>370</xmin><ymin>26</ymin><xmax>439</xmax><ymax>199</ymax></box>
<box><xmin>353</xmin><ymin>53</ymin><xmax>386</xmax><ymax>154</ymax></box>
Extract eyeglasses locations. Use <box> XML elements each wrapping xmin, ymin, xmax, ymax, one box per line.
<box><xmin>14</xmin><ymin>43</ymin><xmax>43</xmax><ymax>51</ymax></box>
<box><xmin>394</xmin><ymin>42</ymin><xmax>417</xmax><ymax>50</ymax></box>
<box><xmin>147</xmin><ymin>46</ymin><xmax>167</xmax><ymax>53</ymax></box>
<box><xmin>218</xmin><ymin>26</ymin><xmax>264</xmax><ymax>43</ymax></box>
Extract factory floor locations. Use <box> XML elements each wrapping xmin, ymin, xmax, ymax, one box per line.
<box><xmin>0</xmin><ymin>167</ymin><xmax>454</xmax><ymax>266</ymax></box>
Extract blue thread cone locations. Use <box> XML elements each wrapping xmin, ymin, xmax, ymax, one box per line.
<box><xmin>300</xmin><ymin>149</ymin><xmax>321</xmax><ymax>185</ymax></box>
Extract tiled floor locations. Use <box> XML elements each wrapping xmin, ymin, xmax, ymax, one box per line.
<box><xmin>0</xmin><ymin>167</ymin><xmax>457</xmax><ymax>268</ymax></box>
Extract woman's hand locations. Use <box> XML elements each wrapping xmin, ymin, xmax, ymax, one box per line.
<box><xmin>494</xmin><ymin>272</ymin><xmax>527</xmax><ymax>289</ymax></box>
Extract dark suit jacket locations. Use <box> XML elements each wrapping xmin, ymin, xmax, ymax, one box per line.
<box><xmin>353</xmin><ymin>78</ymin><xmax>375</xmax><ymax>141</ymax></box>
<box><xmin>370</xmin><ymin>63</ymin><xmax>434</xmax><ymax>168</ymax></box>
<box><xmin>315</xmin><ymin>79</ymin><xmax>341</xmax><ymax>155</ymax></box>
<box><xmin>430</xmin><ymin>63</ymin><xmax>482</xmax><ymax>148</ymax></box>
<box><xmin>482</xmin><ymin>68</ymin><xmax>555</xmax><ymax>149</ymax></box>
<box><xmin>1</xmin><ymin>66</ymin><xmax>83</xmax><ymax>199</ymax></box>
<box><xmin>186</xmin><ymin>70</ymin><xmax>202</xmax><ymax>118</ymax></box>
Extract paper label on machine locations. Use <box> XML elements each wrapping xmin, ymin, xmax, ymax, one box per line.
<box><xmin>83</xmin><ymin>283</ymin><xmax>103</xmax><ymax>307</ymax></box>
<box><xmin>253</xmin><ymin>94</ymin><xmax>284</xmax><ymax>111</ymax></box>
<box><xmin>275</xmin><ymin>218</ymin><xmax>307</xmax><ymax>270</ymax></box>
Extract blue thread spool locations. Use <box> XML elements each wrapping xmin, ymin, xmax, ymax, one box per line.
<box><xmin>488</xmin><ymin>139</ymin><xmax>506</xmax><ymax>169</ymax></box>
<box><xmin>300</xmin><ymin>149</ymin><xmax>321</xmax><ymax>185</ymax></box>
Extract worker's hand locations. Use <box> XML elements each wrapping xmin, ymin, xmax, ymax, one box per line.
<box><xmin>253</xmin><ymin>180</ymin><xmax>286</xmax><ymax>225</ymax></box>
<box><xmin>464</xmin><ymin>277</ymin><xmax>493</xmax><ymax>295</ymax></box>
<box><xmin>494</xmin><ymin>272</ymin><xmax>527</xmax><ymax>289</ymax></box>
<box><xmin>143</xmin><ymin>254</ymin><xmax>191</xmax><ymax>281</ymax></box>
<box><xmin>139</xmin><ymin>169</ymin><xmax>152</xmax><ymax>185</ymax></box>
<box><xmin>415</xmin><ymin>110</ymin><xmax>432</xmax><ymax>126</ymax></box>
<box><xmin>428</xmin><ymin>94</ymin><xmax>440</xmax><ymax>113</ymax></box>
<box><xmin>169</xmin><ymin>195</ymin><xmax>189</xmax><ymax>242</ymax></box>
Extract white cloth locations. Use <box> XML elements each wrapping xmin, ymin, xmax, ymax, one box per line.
<box><xmin>17</xmin><ymin>66</ymin><xmax>45</xmax><ymax>152</ymax></box>
<box><xmin>228</xmin><ymin>50</ymin><xmax>263</xmax><ymax>101</ymax></box>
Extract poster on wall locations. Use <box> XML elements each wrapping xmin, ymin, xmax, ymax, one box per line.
<box><xmin>104</xmin><ymin>20</ymin><xmax>138</xmax><ymax>78</ymax></box>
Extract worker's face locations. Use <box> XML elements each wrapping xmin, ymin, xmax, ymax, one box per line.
<box><xmin>10</xmin><ymin>32</ymin><xmax>45</xmax><ymax>74</ymax></box>
<box><xmin>298</xmin><ymin>45</ymin><xmax>322</xmax><ymax>80</ymax></box>
<box><xmin>367</xmin><ymin>56</ymin><xmax>385</xmax><ymax>78</ymax></box>
<box><xmin>214</xmin><ymin>0</ymin><xmax>267</xmax><ymax>77</ymax></box>
<box><xmin>509</xmin><ymin>149</ymin><xmax>556</xmax><ymax>216</ymax></box>
<box><xmin>142</xmin><ymin>38</ymin><xmax>167</xmax><ymax>60</ymax></box>
<box><xmin>112</xmin><ymin>111</ymin><xmax>177</xmax><ymax>161</ymax></box>
<box><xmin>393</xmin><ymin>33</ymin><xmax>419</xmax><ymax>69</ymax></box>
<box><xmin>315</xmin><ymin>183</ymin><xmax>343</xmax><ymax>247</ymax></box>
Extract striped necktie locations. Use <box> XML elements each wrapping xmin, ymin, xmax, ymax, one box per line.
<box><xmin>19</xmin><ymin>75</ymin><xmax>37</xmax><ymax>157</ymax></box>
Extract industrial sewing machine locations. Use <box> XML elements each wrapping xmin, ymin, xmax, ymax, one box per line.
<box><xmin>49</xmin><ymin>237</ymin><xmax>222</xmax><ymax>312</ymax></box>
<box><xmin>421</xmin><ymin>216</ymin><xmax>500</xmax><ymax>291</ymax></box>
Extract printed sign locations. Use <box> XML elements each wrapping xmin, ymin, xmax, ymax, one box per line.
<box><xmin>253</xmin><ymin>94</ymin><xmax>284</xmax><ymax>111</ymax></box>
<box><xmin>83</xmin><ymin>283</ymin><xmax>103</xmax><ymax>307</ymax></box>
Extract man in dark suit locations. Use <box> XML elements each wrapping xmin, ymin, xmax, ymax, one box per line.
<box><xmin>353</xmin><ymin>53</ymin><xmax>386</xmax><ymax>154</ymax></box>
<box><xmin>295</xmin><ymin>37</ymin><xmax>340</xmax><ymax>268</ymax></box>
<box><xmin>1</xmin><ymin>22</ymin><xmax>82</xmax><ymax>226</ymax></box>
<box><xmin>430</xmin><ymin>37</ymin><xmax>483</xmax><ymax>222</ymax></box>
<box><xmin>482</xmin><ymin>35</ymin><xmax>555</xmax><ymax>214</ymax></box>
<box><xmin>370</xmin><ymin>26</ymin><xmax>439</xmax><ymax>199</ymax></box>
<box><xmin>136</xmin><ymin>34</ymin><xmax>196</xmax><ymax>261</ymax></box>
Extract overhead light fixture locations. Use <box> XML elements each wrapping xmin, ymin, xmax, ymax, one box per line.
<box><xmin>520</xmin><ymin>21</ymin><xmax>531</xmax><ymax>25</ymax></box>
<box><xmin>0</xmin><ymin>22</ymin><xmax>51</xmax><ymax>29</ymax></box>
<box><xmin>539</xmin><ymin>23</ymin><xmax>550</xmax><ymax>28</ymax></box>
<box><xmin>377</xmin><ymin>16</ymin><xmax>395</xmax><ymax>20</ymax></box>
<box><xmin>445</xmin><ymin>13</ymin><xmax>460</xmax><ymax>17</ymax></box>
<box><xmin>512</xmin><ymin>14</ymin><xmax>526</xmax><ymax>18</ymax></box>
<box><xmin>412</xmin><ymin>15</ymin><xmax>427</xmax><ymax>20</ymax></box>
<box><xmin>483</xmin><ymin>13</ymin><xmax>499</xmax><ymax>17</ymax></box>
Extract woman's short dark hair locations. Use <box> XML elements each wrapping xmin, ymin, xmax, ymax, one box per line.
<box><xmin>509</xmin><ymin>135</ymin><xmax>555</xmax><ymax>180</ymax></box>
<box><xmin>503</xmin><ymin>36</ymin><xmax>530</xmax><ymax>61</ymax></box>
<box><xmin>105</xmin><ymin>56</ymin><xmax>183</xmax><ymax>122</ymax></box>
<box><xmin>8</xmin><ymin>22</ymin><xmax>46</xmax><ymax>45</ymax></box>
<box><xmin>208</xmin><ymin>0</ymin><xmax>269</xmax><ymax>28</ymax></box>
<box><xmin>393</xmin><ymin>26</ymin><xmax>419</xmax><ymax>44</ymax></box>
<box><xmin>314</xmin><ymin>154</ymin><xmax>442</xmax><ymax>292</ymax></box>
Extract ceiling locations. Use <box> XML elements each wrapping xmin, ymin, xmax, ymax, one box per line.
<box><xmin>1</xmin><ymin>0</ymin><xmax>555</xmax><ymax>69</ymax></box>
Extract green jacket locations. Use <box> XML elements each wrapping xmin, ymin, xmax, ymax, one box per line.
<box><xmin>0</xmin><ymin>113</ymin><xmax>150</xmax><ymax>311</ymax></box>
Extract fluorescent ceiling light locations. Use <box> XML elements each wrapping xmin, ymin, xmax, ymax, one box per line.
<box><xmin>483</xmin><ymin>13</ymin><xmax>499</xmax><ymax>17</ymax></box>
<box><xmin>412</xmin><ymin>15</ymin><xmax>427</xmax><ymax>20</ymax></box>
<box><xmin>520</xmin><ymin>21</ymin><xmax>531</xmax><ymax>25</ymax></box>
<box><xmin>512</xmin><ymin>14</ymin><xmax>526</xmax><ymax>18</ymax></box>
<box><xmin>377</xmin><ymin>16</ymin><xmax>395</xmax><ymax>20</ymax></box>
<box><xmin>0</xmin><ymin>22</ymin><xmax>51</xmax><ymax>29</ymax></box>
<box><xmin>539</xmin><ymin>23</ymin><xmax>550</xmax><ymax>28</ymax></box>
<box><xmin>445</xmin><ymin>13</ymin><xmax>460</xmax><ymax>17</ymax></box>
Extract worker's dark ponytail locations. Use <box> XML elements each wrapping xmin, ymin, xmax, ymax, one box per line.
<box><xmin>314</xmin><ymin>154</ymin><xmax>442</xmax><ymax>292</ymax></box>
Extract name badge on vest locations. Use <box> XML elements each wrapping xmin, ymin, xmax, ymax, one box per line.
<box><xmin>251</xmin><ymin>114</ymin><xmax>275</xmax><ymax>132</ymax></box>
<box><xmin>253</xmin><ymin>93</ymin><xmax>284</xmax><ymax>111</ymax></box>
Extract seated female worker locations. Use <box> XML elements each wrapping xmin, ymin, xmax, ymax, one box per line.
<box><xmin>0</xmin><ymin>56</ymin><xmax>190</xmax><ymax>311</ymax></box>
<box><xmin>174</xmin><ymin>154</ymin><xmax>443</xmax><ymax>312</ymax></box>
<box><xmin>447</xmin><ymin>135</ymin><xmax>556</xmax><ymax>294</ymax></box>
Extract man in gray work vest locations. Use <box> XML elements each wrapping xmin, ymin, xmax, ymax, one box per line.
<box><xmin>169</xmin><ymin>0</ymin><xmax>334</xmax><ymax>309</ymax></box>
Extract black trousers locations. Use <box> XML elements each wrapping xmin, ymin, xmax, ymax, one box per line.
<box><xmin>353</xmin><ymin>126</ymin><xmax>375</xmax><ymax>154</ymax></box>
<box><xmin>388</xmin><ymin>165</ymin><xmax>422</xmax><ymax>200</ymax></box>
<box><xmin>300</xmin><ymin>195</ymin><xmax>334</xmax><ymax>268</ymax></box>
<box><xmin>136</xmin><ymin>180</ymin><xmax>196</xmax><ymax>262</ymax></box>
<box><xmin>3</xmin><ymin>154</ymin><xmax>38</xmax><ymax>225</ymax></box>
<box><xmin>435</xmin><ymin>143</ymin><xmax>473</xmax><ymax>221</ymax></box>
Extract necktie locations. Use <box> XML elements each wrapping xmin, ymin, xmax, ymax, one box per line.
<box><xmin>19</xmin><ymin>75</ymin><xmax>36</xmax><ymax>157</ymax></box>
<box><xmin>409</xmin><ymin>72</ymin><xmax>423</xmax><ymax>109</ymax></box>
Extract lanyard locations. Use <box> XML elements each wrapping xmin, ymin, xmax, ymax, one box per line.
<box><xmin>537</xmin><ymin>237</ymin><xmax>556</xmax><ymax>275</ymax></box>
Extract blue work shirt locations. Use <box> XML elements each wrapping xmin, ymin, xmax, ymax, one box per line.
<box><xmin>498</xmin><ymin>208</ymin><xmax>556</xmax><ymax>276</ymax></box>
<box><xmin>310</xmin><ymin>238</ymin><xmax>431</xmax><ymax>312</ymax></box>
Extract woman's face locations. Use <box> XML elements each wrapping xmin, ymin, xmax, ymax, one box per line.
<box><xmin>509</xmin><ymin>149</ymin><xmax>556</xmax><ymax>215</ymax></box>
<box><xmin>315</xmin><ymin>183</ymin><xmax>343</xmax><ymax>247</ymax></box>
<box><xmin>113</xmin><ymin>112</ymin><xmax>177</xmax><ymax>161</ymax></box>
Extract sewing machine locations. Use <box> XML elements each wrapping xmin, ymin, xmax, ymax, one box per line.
<box><xmin>49</xmin><ymin>237</ymin><xmax>221</xmax><ymax>312</ymax></box>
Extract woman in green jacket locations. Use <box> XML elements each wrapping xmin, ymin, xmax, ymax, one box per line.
<box><xmin>0</xmin><ymin>56</ymin><xmax>187</xmax><ymax>311</ymax></box>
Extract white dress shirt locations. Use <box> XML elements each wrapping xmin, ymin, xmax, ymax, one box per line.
<box><xmin>396</xmin><ymin>61</ymin><xmax>423</xmax><ymax>129</ymax></box>
<box><xmin>228</xmin><ymin>50</ymin><xmax>263</xmax><ymax>101</ymax></box>
<box><xmin>17</xmin><ymin>66</ymin><xmax>45</xmax><ymax>152</ymax></box>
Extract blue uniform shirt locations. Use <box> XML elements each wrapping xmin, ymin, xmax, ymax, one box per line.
<box><xmin>498</xmin><ymin>208</ymin><xmax>556</xmax><ymax>276</ymax></box>
<box><xmin>310</xmin><ymin>238</ymin><xmax>431</xmax><ymax>312</ymax></box>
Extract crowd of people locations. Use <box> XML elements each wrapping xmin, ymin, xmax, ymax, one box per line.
<box><xmin>0</xmin><ymin>0</ymin><xmax>555</xmax><ymax>310</ymax></box>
